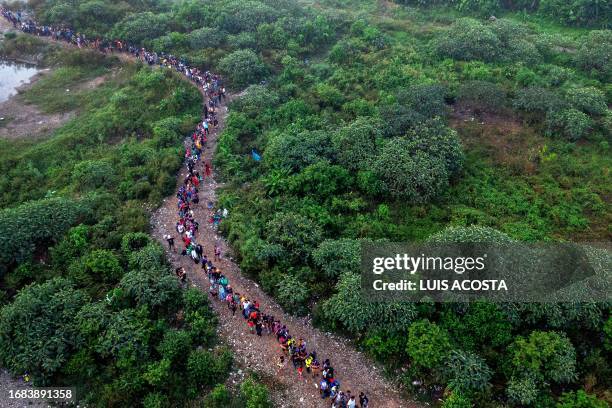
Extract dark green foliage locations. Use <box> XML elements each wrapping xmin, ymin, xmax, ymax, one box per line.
<box><xmin>276</xmin><ymin>274</ymin><xmax>309</xmax><ymax>315</ymax></box>
<box><xmin>565</xmin><ymin>87</ymin><xmax>608</xmax><ymax>116</ymax></box>
<box><xmin>265</xmin><ymin>212</ymin><xmax>323</xmax><ymax>262</ymax></box>
<box><xmin>435</xmin><ymin>18</ymin><xmax>503</xmax><ymax>63</ymax></box>
<box><xmin>444</xmin><ymin>350</ymin><xmax>493</xmax><ymax>393</ymax></box>
<box><xmin>187</xmin><ymin>348</ymin><xmax>232</xmax><ymax>388</ymax></box>
<box><xmin>404</xmin><ymin>119</ymin><xmax>464</xmax><ymax>177</ymax></box>
<box><xmin>398</xmin><ymin>84</ymin><xmax>449</xmax><ymax>120</ymax></box>
<box><xmin>3</xmin><ymin>0</ymin><xmax>609</xmax><ymax>405</ymax></box>
<box><xmin>72</xmin><ymin>160</ymin><xmax>117</xmax><ymax>191</ymax></box>
<box><xmin>406</xmin><ymin>319</ymin><xmax>451</xmax><ymax>370</ymax></box>
<box><xmin>506</xmin><ymin>331</ymin><xmax>577</xmax><ymax>386</ymax></box>
<box><xmin>575</xmin><ymin>31</ymin><xmax>612</xmax><ymax>81</ymax></box>
<box><xmin>322</xmin><ymin>273</ymin><xmax>417</xmax><ymax>334</ymax></box>
<box><xmin>539</xmin><ymin>0</ymin><xmax>611</xmax><ymax>28</ymax></box>
<box><xmin>0</xmin><ymin>42</ymin><xmax>234</xmax><ymax>406</ymax></box>
<box><xmin>0</xmin><ymin>278</ymin><xmax>89</xmax><ymax>383</ymax></box>
<box><xmin>264</xmin><ymin>130</ymin><xmax>334</xmax><ymax>172</ymax></box>
<box><xmin>457</xmin><ymin>80</ymin><xmax>507</xmax><ymax>113</ymax></box>
<box><xmin>379</xmin><ymin>104</ymin><xmax>425</xmax><ymax>137</ymax></box>
<box><xmin>313</xmin><ymin>239</ymin><xmax>361</xmax><ymax>278</ymax></box>
<box><xmin>373</xmin><ymin>139</ymin><xmax>449</xmax><ymax>202</ymax></box>
<box><xmin>556</xmin><ymin>390</ymin><xmax>608</xmax><ymax>408</ymax></box>
<box><xmin>332</xmin><ymin>118</ymin><xmax>380</xmax><ymax>171</ymax></box>
<box><xmin>110</xmin><ymin>12</ymin><xmax>171</xmax><ymax>46</ymax></box>
<box><xmin>230</xmin><ymin>85</ymin><xmax>280</xmax><ymax>117</ymax></box>
<box><xmin>188</xmin><ymin>27</ymin><xmax>227</xmax><ymax>49</ymax></box>
<box><xmin>218</xmin><ymin>49</ymin><xmax>268</xmax><ymax>88</ymax></box>
<box><xmin>203</xmin><ymin>384</ymin><xmax>232</xmax><ymax>407</ymax></box>
<box><xmin>546</xmin><ymin>108</ymin><xmax>593</xmax><ymax>141</ymax></box>
<box><xmin>240</xmin><ymin>377</ymin><xmax>272</xmax><ymax>407</ymax></box>
<box><xmin>0</xmin><ymin>198</ymin><xmax>92</xmax><ymax>276</ymax></box>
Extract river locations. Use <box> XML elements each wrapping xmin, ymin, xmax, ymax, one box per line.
<box><xmin>0</xmin><ymin>58</ymin><xmax>39</xmax><ymax>103</ymax></box>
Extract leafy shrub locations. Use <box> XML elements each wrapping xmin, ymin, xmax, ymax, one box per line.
<box><xmin>218</xmin><ymin>49</ymin><xmax>268</xmax><ymax>88</ymax></box>
<box><xmin>276</xmin><ymin>274</ymin><xmax>309</xmax><ymax>315</ymax></box>
<box><xmin>264</xmin><ymin>130</ymin><xmax>334</xmax><ymax>172</ymax></box>
<box><xmin>188</xmin><ymin>27</ymin><xmax>227</xmax><ymax>49</ymax></box>
<box><xmin>322</xmin><ymin>273</ymin><xmax>417</xmax><ymax>333</ymax></box>
<box><xmin>404</xmin><ymin>119</ymin><xmax>464</xmax><ymax>177</ymax></box>
<box><xmin>565</xmin><ymin>87</ymin><xmax>608</xmax><ymax>115</ymax></box>
<box><xmin>513</xmin><ymin>87</ymin><xmax>566</xmax><ymax>115</ymax></box>
<box><xmin>379</xmin><ymin>104</ymin><xmax>425</xmax><ymax>137</ymax></box>
<box><xmin>110</xmin><ymin>12</ymin><xmax>171</xmax><ymax>45</ymax></box>
<box><xmin>442</xmin><ymin>392</ymin><xmax>473</xmax><ymax>408</ymax></box>
<box><xmin>0</xmin><ymin>278</ymin><xmax>89</xmax><ymax>383</ymax></box>
<box><xmin>240</xmin><ymin>377</ymin><xmax>272</xmax><ymax>408</ymax></box>
<box><xmin>72</xmin><ymin>160</ymin><xmax>117</xmax><ymax>191</ymax></box>
<box><xmin>406</xmin><ymin>319</ymin><xmax>452</xmax><ymax>370</ymax></box>
<box><xmin>435</xmin><ymin>18</ymin><xmax>502</xmax><ymax>62</ymax></box>
<box><xmin>265</xmin><ymin>212</ymin><xmax>323</xmax><ymax>262</ymax></box>
<box><xmin>203</xmin><ymin>384</ymin><xmax>231</xmax><ymax>408</ymax></box>
<box><xmin>445</xmin><ymin>350</ymin><xmax>493</xmax><ymax>393</ymax></box>
<box><xmin>546</xmin><ymin>108</ymin><xmax>593</xmax><ymax>141</ymax></box>
<box><xmin>373</xmin><ymin>139</ymin><xmax>449</xmax><ymax>203</ymax></box>
<box><xmin>457</xmin><ymin>81</ymin><xmax>507</xmax><ymax>113</ymax></box>
<box><xmin>0</xmin><ymin>198</ymin><xmax>92</xmax><ymax>276</ymax></box>
<box><xmin>397</xmin><ymin>83</ymin><xmax>449</xmax><ymax>120</ymax></box>
<box><xmin>118</xmin><ymin>269</ymin><xmax>181</xmax><ymax>311</ymax></box>
<box><xmin>506</xmin><ymin>331</ymin><xmax>577</xmax><ymax>384</ymax></box>
<box><xmin>313</xmin><ymin>239</ymin><xmax>361</xmax><ymax>278</ymax></box>
<box><xmin>575</xmin><ymin>31</ymin><xmax>611</xmax><ymax>81</ymax></box>
<box><xmin>230</xmin><ymin>85</ymin><xmax>280</xmax><ymax>117</ymax></box>
<box><xmin>187</xmin><ymin>348</ymin><xmax>232</xmax><ymax>388</ymax></box>
<box><xmin>332</xmin><ymin>118</ymin><xmax>381</xmax><ymax>171</ymax></box>
<box><xmin>556</xmin><ymin>390</ymin><xmax>608</xmax><ymax>408</ymax></box>
<box><xmin>506</xmin><ymin>372</ymin><xmax>540</xmax><ymax>406</ymax></box>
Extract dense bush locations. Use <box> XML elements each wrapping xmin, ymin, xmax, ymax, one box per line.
<box><xmin>0</xmin><ymin>278</ymin><xmax>89</xmax><ymax>383</ymax></box>
<box><xmin>0</xmin><ymin>198</ymin><xmax>92</xmax><ymax>276</ymax></box>
<box><xmin>373</xmin><ymin>139</ymin><xmax>449</xmax><ymax>202</ymax></box>
<box><xmin>575</xmin><ymin>31</ymin><xmax>612</xmax><ymax>81</ymax></box>
<box><xmin>457</xmin><ymin>80</ymin><xmax>507</xmax><ymax>113</ymax></box>
<box><xmin>218</xmin><ymin>49</ymin><xmax>268</xmax><ymax>88</ymax></box>
<box><xmin>264</xmin><ymin>130</ymin><xmax>334</xmax><ymax>172</ymax></box>
<box><xmin>332</xmin><ymin>118</ymin><xmax>380</xmax><ymax>171</ymax></box>
<box><xmin>435</xmin><ymin>18</ymin><xmax>502</xmax><ymax>62</ymax></box>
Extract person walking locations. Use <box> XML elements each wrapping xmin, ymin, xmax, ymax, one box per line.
<box><xmin>164</xmin><ymin>234</ymin><xmax>175</xmax><ymax>252</ymax></box>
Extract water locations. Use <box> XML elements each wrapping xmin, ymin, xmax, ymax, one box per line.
<box><xmin>0</xmin><ymin>59</ymin><xmax>39</xmax><ymax>102</ymax></box>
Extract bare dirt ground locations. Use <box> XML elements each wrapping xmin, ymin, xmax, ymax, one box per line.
<box><xmin>0</xmin><ymin>369</ymin><xmax>41</xmax><ymax>407</ymax></box>
<box><xmin>0</xmin><ymin>18</ymin><xmax>74</xmax><ymax>140</ymax></box>
<box><xmin>0</xmin><ymin>70</ymin><xmax>77</xmax><ymax>140</ymax></box>
<box><xmin>150</xmin><ymin>89</ymin><xmax>419</xmax><ymax>407</ymax></box>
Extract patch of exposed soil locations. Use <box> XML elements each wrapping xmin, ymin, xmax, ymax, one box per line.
<box><xmin>0</xmin><ymin>70</ymin><xmax>75</xmax><ymax>140</ymax></box>
<box><xmin>0</xmin><ymin>369</ymin><xmax>43</xmax><ymax>407</ymax></box>
<box><xmin>450</xmin><ymin>104</ymin><xmax>545</xmax><ymax>174</ymax></box>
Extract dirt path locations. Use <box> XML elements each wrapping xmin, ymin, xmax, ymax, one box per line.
<box><xmin>150</xmin><ymin>88</ymin><xmax>418</xmax><ymax>408</ymax></box>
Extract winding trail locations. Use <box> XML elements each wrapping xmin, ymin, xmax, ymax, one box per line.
<box><xmin>149</xmin><ymin>74</ymin><xmax>415</xmax><ymax>408</ymax></box>
<box><xmin>1</xmin><ymin>13</ymin><xmax>419</xmax><ymax>407</ymax></box>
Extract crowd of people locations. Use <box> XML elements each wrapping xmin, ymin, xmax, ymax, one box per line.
<box><xmin>1</xmin><ymin>8</ymin><xmax>226</xmax><ymax>112</ymax></box>
<box><xmin>2</xmin><ymin>8</ymin><xmax>370</xmax><ymax>407</ymax></box>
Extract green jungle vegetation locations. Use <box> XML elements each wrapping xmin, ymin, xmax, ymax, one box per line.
<box><xmin>0</xmin><ymin>0</ymin><xmax>610</xmax><ymax>406</ymax></box>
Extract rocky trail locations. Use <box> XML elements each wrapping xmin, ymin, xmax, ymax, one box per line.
<box><xmin>149</xmin><ymin>78</ymin><xmax>417</xmax><ymax>408</ymax></box>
